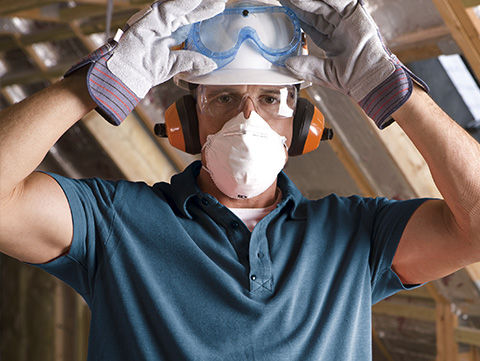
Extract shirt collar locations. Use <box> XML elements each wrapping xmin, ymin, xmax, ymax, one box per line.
<box><xmin>276</xmin><ymin>170</ymin><xmax>307</xmax><ymax>220</ymax></box>
<box><xmin>170</xmin><ymin>160</ymin><xmax>307</xmax><ymax>220</ymax></box>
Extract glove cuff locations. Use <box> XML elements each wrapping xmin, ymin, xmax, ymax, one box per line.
<box><xmin>358</xmin><ymin>62</ymin><xmax>429</xmax><ymax>129</ymax></box>
<box><xmin>64</xmin><ymin>41</ymin><xmax>140</xmax><ymax>126</ymax></box>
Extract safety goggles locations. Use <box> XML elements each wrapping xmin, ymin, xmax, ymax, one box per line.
<box><xmin>196</xmin><ymin>84</ymin><xmax>298</xmax><ymax>120</ymax></box>
<box><xmin>184</xmin><ymin>2</ymin><xmax>303</xmax><ymax>68</ymax></box>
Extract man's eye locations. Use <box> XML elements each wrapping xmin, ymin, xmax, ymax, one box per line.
<box><xmin>216</xmin><ymin>94</ymin><xmax>233</xmax><ymax>104</ymax></box>
<box><xmin>263</xmin><ymin>96</ymin><xmax>279</xmax><ymax>105</ymax></box>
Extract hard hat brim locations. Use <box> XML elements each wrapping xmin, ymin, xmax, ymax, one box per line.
<box><xmin>175</xmin><ymin>67</ymin><xmax>307</xmax><ymax>90</ymax></box>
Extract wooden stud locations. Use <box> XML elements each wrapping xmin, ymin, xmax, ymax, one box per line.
<box><xmin>436</xmin><ymin>303</ymin><xmax>459</xmax><ymax>361</ymax></box>
<box><xmin>427</xmin><ymin>284</ymin><xmax>460</xmax><ymax>361</ymax></box>
<box><xmin>431</xmin><ymin>0</ymin><xmax>480</xmax><ymax>81</ymax></box>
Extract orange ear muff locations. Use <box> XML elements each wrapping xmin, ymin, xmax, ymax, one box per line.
<box><xmin>289</xmin><ymin>98</ymin><xmax>333</xmax><ymax>157</ymax></box>
<box><xmin>155</xmin><ymin>95</ymin><xmax>333</xmax><ymax>156</ymax></box>
<box><xmin>154</xmin><ymin>95</ymin><xmax>201</xmax><ymax>155</ymax></box>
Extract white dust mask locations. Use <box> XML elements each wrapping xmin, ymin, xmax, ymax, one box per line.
<box><xmin>202</xmin><ymin>111</ymin><xmax>288</xmax><ymax>199</ymax></box>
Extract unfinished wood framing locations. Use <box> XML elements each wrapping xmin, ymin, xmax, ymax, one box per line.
<box><xmin>431</xmin><ymin>0</ymin><xmax>480</xmax><ymax>81</ymax></box>
<box><xmin>455</xmin><ymin>327</ymin><xmax>480</xmax><ymax>347</ymax></box>
<box><xmin>389</xmin><ymin>25</ymin><xmax>452</xmax><ymax>63</ymax></box>
<box><xmin>372</xmin><ymin>301</ymin><xmax>437</xmax><ymax>322</ymax></box>
<box><xmin>82</xmin><ymin>111</ymin><xmax>177</xmax><ymax>184</ymax></box>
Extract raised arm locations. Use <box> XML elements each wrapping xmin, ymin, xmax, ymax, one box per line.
<box><xmin>0</xmin><ymin>69</ymin><xmax>96</xmax><ymax>263</ymax></box>
<box><xmin>280</xmin><ymin>0</ymin><xmax>480</xmax><ymax>284</ymax></box>
<box><xmin>0</xmin><ymin>0</ymin><xmax>227</xmax><ymax>264</ymax></box>
<box><xmin>391</xmin><ymin>86</ymin><xmax>480</xmax><ymax>284</ymax></box>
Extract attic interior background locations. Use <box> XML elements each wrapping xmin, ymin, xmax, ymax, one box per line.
<box><xmin>1</xmin><ymin>0</ymin><xmax>480</xmax><ymax>360</ymax></box>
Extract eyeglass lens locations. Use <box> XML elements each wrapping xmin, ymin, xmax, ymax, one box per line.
<box><xmin>197</xmin><ymin>85</ymin><xmax>297</xmax><ymax>120</ymax></box>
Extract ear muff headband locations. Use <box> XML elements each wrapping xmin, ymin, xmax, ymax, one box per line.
<box><xmin>158</xmin><ymin>96</ymin><xmax>332</xmax><ymax>156</ymax></box>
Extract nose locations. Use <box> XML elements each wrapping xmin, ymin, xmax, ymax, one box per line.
<box><xmin>241</xmin><ymin>97</ymin><xmax>255</xmax><ymax>119</ymax></box>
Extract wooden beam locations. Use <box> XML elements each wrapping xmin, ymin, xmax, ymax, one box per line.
<box><xmin>19</xmin><ymin>27</ymin><xmax>76</xmax><ymax>46</ymax></box>
<box><xmin>372</xmin><ymin>301</ymin><xmax>437</xmax><ymax>322</ymax></box>
<box><xmin>394</xmin><ymin>43</ymin><xmax>444</xmax><ymax>64</ymax></box>
<box><xmin>437</xmin><ymin>303</ymin><xmax>460</xmax><ymax>361</ymax></box>
<box><xmin>0</xmin><ymin>31</ymin><xmax>65</xmax><ymax>87</ymax></box>
<box><xmin>468</xmin><ymin>7</ymin><xmax>480</xmax><ymax>36</ymax></box>
<box><xmin>431</xmin><ymin>0</ymin><xmax>480</xmax><ymax>81</ymax></box>
<box><xmin>389</xmin><ymin>25</ymin><xmax>452</xmax><ymax>62</ymax></box>
<box><xmin>78</xmin><ymin>10</ymin><xmax>137</xmax><ymax>36</ymax></box>
<box><xmin>0</xmin><ymin>0</ymin><xmax>58</xmax><ymax>16</ymax></box>
<box><xmin>73</xmin><ymin>0</ymin><xmax>130</xmax><ymax>4</ymax></box>
<box><xmin>0</xmin><ymin>67</ymin><xmax>64</xmax><ymax>87</ymax></box>
<box><xmin>371</xmin><ymin>122</ymin><xmax>442</xmax><ymax>198</ymax></box>
<box><xmin>427</xmin><ymin>284</ymin><xmax>460</xmax><ymax>361</ymax></box>
<box><xmin>455</xmin><ymin>327</ymin><xmax>480</xmax><ymax>347</ymax></box>
<box><xmin>389</xmin><ymin>25</ymin><xmax>451</xmax><ymax>50</ymax></box>
<box><xmin>8</xmin><ymin>3</ymin><xmax>139</xmax><ymax>23</ymax></box>
<box><xmin>82</xmin><ymin>111</ymin><xmax>177</xmax><ymax>185</ymax></box>
<box><xmin>461</xmin><ymin>0</ymin><xmax>480</xmax><ymax>6</ymax></box>
<box><xmin>134</xmin><ymin>104</ymin><xmax>196</xmax><ymax>172</ymax></box>
<box><xmin>458</xmin><ymin>350</ymin><xmax>480</xmax><ymax>361</ymax></box>
<box><xmin>465</xmin><ymin>263</ymin><xmax>480</xmax><ymax>290</ymax></box>
<box><xmin>66</xmin><ymin>0</ymin><xmax>149</xmax><ymax>5</ymax></box>
<box><xmin>0</xmin><ymin>35</ymin><xmax>18</xmax><ymax>52</ymax></box>
<box><xmin>301</xmin><ymin>89</ymin><xmax>377</xmax><ymax>198</ymax></box>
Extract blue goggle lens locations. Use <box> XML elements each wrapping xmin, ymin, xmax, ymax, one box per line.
<box><xmin>185</xmin><ymin>4</ymin><xmax>302</xmax><ymax>68</ymax></box>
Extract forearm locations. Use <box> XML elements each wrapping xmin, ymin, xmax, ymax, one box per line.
<box><xmin>0</xmin><ymin>69</ymin><xmax>96</xmax><ymax>200</ymax></box>
<box><xmin>393</xmin><ymin>86</ymin><xmax>480</xmax><ymax>241</ymax></box>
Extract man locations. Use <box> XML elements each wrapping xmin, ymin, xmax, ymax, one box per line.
<box><xmin>0</xmin><ymin>0</ymin><xmax>479</xmax><ymax>360</ymax></box>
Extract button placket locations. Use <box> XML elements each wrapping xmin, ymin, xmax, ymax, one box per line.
<box><xmin>249</xmin><ymin>227</ymin><xmax>273</xmax><ymax>294</ymax></box>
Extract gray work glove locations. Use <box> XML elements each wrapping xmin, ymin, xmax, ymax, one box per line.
<box><xmin>279</xmin><ymin>0</ymin><xmax>429</xmax><ymax>129</ymax></box>
<box><xmin>65</xmin><ymin>0</ymin><xmax>227</xmax><ymax>125</ymax></box>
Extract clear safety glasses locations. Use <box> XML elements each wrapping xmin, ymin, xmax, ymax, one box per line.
<box><xmin>196</xmin><ymin>84</ymin><xmax>298</xmax><ymax>120</ymax></box>
<box><xmin>184</xmin><ymin>2</ymin><xmax>303</xmax><ymax>68</ymax></box>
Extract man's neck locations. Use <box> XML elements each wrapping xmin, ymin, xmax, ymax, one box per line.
<box><xmin>196</xmin><ymin>167</ymin><xmax>280</xmax><ymax>209</ymax></box>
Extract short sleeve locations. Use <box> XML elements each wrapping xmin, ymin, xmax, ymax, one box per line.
<box><xmin>368</xmin><ymin>197</ymin><xmax>430</xmax><ymax>304</ymax></box>
<box><xmin>29</xmin><ymin>173</ymin><xmax>119</xmax><ymax>306</ymax></box>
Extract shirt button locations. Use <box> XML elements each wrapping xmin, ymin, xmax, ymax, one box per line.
<box><xmin>257</xmin><ymin>252</ymin><xmax>264</xmax><ymax>259</ymax></box>
<box><xmin>201</xmin><ymin>198</ymin><xmax>209</xmax><ymax>206</ymax></box>
<box><xmin>251</xmin><ymin>275</ymin><xmax>256</xmax><ymax>281</ymax></box>
<box><xmin>231</xmin><ymin>221</ymin><xmax>239</xmax><ymax>229</ymax></box>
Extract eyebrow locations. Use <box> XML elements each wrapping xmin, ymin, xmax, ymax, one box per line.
<box><xmin>204</xmin><ymin>87</ymin><xmax>244</xmax><ymax>96</ymax></box>
<box><xmin>204</xmin><ymin>86</ymin><xmax>284</xmax><ymax>96</ymax></box>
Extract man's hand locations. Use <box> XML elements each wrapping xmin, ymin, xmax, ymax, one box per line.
<box><xmin>66</xmin><ymin>0</ymin><xmax>227</xmax><ymax>125</ymax></box>
<box><xmin>279</xmin><ymin>0</ymin><xmax>428</xmax><ymax>129</ymax></box>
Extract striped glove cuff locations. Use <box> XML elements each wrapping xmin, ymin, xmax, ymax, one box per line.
<box><xmin>358</xmin><ymin>59</ymin><xmax>429</xmax><ymax>129</ymax></box>
<box><xmin>64</xmin><ymin>40</ymin><xmax>140</xmax><ymax>126</ymax></box>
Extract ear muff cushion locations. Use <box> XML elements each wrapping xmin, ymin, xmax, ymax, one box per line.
<box><xmin>165</xmin><ymin>95</ymin><xmax>201</xmax><ymax>154</ymax></box>
<box><xmin>289</xmin><ymin>98</ymin><xmax>325</xmax><ymax>156</ymax></box>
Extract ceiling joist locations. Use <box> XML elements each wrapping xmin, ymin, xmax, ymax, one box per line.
<box><xmin>431</xmin><ymin>0</ymin><xmax>480</xmax><ymax>80</ymax></box>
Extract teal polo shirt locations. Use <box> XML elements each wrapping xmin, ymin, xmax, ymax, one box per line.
<box><xmin>35</xmin><ymin>161</ymin><xmax>426</xmax><ymax>360</ymax></box>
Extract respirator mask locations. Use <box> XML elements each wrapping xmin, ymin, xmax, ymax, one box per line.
<box><xmin>202</xmin><ymin>110</ymin><xmax>288</xmax><ymax>199</ymax></box>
